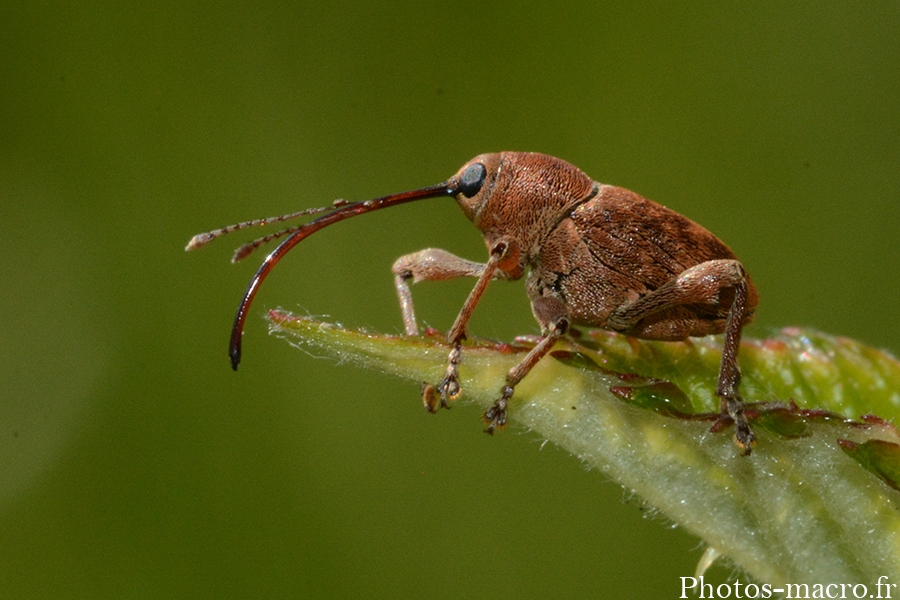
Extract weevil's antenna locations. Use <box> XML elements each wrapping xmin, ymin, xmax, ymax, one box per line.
<box><xmin>227</xmin><ymin>182</ymin><xmax>456</xmax><ymax>370</ymax></box>
<box><xmin>231</xmin><ymin>226</ymin><xmax>307</xmax><ymax>262</ymax></box>
<box><xmin>185</xmin><ymin>200</ymin><xmax>354</xmax><ymax>252</ymax></box>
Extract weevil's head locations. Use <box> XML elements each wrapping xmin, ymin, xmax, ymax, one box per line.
<box><xmin>191</xmin><ymin>151</ymin><xmax>596</xmax><ymax>369</ymax></box>
<box><xmin>449</xmin><ymin>152</ymin><xmax>595</xmax><ymax>274</ymax></box>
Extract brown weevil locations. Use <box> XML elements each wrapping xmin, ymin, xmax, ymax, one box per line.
<box><xmin>187</xmin><ymin>152</ymin><xmax>759</xmax><ymax>454</ymax></box>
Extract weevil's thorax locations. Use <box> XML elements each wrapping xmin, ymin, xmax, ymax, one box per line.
<box><xmin>453</xmin><ymin>152</ymin><xmax>595</xmax><ymax>275</ymax></box>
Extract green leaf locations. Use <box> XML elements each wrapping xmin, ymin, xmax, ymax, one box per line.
<box><xmin>269</xmin><ymin>310</ymin><xmax>900</xmax><ymax>586</ymax></box>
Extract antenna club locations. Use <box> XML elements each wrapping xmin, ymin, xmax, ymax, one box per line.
<box><xmin>185</xmin><ymin>232</ymin><xmax>214</xmax><ymax>251</ymax></box>
<box><xmin>232</xmin><ymin>245</ymin><xmax>254</xmax><ymax>263</ymax></box>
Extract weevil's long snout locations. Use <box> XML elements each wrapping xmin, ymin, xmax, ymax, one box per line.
<box><xmin>222</xmin><ymin>182</ymin><xmax>457</xmax><ymax>370</ymax></box>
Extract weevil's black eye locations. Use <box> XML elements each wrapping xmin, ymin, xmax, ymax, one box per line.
<box><xmin>457</xmin><ymin>163</ymin><xmax>487</xmax><ymax>198</ymax></box>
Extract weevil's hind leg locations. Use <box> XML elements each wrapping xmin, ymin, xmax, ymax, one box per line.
<box><xmin>607</xmin><ymin>259</ymin><xmax>755</xmax><ymax>454</ymax></box>
<box><xmin>714</xmin><ymin>276</ymin><xmax>754</xmax><ymax>454</ymax></box>
<box><xmin>484</xmin><ymin>296</ymin><xmax>570</xmax><ymax>434</ymax></box>
<box><xmin>392</xmin><ymin>247</ymin><xmax>498</xmax><ymax>412</ymax></box>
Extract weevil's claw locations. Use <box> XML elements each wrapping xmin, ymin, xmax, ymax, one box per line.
<box><xmin>425</xmin><ymin>344</ymin><xmax>464</xmax><ymax>413</ymax></box>
<box><xmin>483</xmin><ymin>385</ymin><xmax>513</xmax><ymax>435</ymax></box>
<box><xmin>423</xmin><ymin>372</ymin><xmax>459</xmax><ymax>413</ymax></box>
<box><xmin>482</xmin><ymin>400</ymin><xmax>506</xmax><ymax>435</ymax></box>
<box><xmin>437</xmin><ymin>367</ymin><xmax>461</xmax><ymax>406</ymax></box>
<box><xmin>439</xmin><ymin>376</ymin><xmax>461</xmax><ymax>402</ymax></box>
<box><xmin>437</xmin><ymin>342</ymin><xmax>463</xmax><ymax>403</ymax></box>
<box><xmin>712</xmin><ymin>397</ymin><xmax>756</xmax><ymax>456</ymax></box>
<box><xmin>732</xmin><ymin>418</ymin><xmax>756</xmax><ymax>456</ymax></box>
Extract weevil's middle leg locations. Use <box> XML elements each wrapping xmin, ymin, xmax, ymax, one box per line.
<box><xmin>483</xmin><ymin>299</ymin><xmax>570</xmax><ymax>433</ymax></box>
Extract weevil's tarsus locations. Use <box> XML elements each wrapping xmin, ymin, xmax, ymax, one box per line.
<box><xmin>436</xmin><ymin>341</ymin><xmax>463</xmax><ymax>406</ymax></box>
<box><xmin>484</xmin><ymin>314</ymin><xmax>569</xmax><ymax>434</ymax></box>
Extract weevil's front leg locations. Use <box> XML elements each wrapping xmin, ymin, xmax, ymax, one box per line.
<box><xmin>483</xmin><ymin>296</ymin><xmax>570</xmax><ymax>434</ymax></box>
<box><xmin>392</xmin><ymin>245</ymin><xmax>504</xmax><ymax>412</ymax></box>
<box><xmin>392</xmin><ymin>248</ymin><xmax>489</xmax><ymax>336</ymax></box>
<box><xmin>433</xmin><ymin>245</ymin><xmax>509</xmax><ymax>409</ymax></box>
<box><xmin>607</xmin><ymin>259</ymin><xmax>756</xmax><ymax>454</ymax></box>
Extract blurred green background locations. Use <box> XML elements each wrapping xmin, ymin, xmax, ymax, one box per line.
<box><xmin>2</xmin><ymin>2</ymin><xmax>898</xmax><ymax>598</ymax></box>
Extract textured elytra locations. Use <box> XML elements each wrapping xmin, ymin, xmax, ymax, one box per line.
<box><xmin>448</xmin><ymin>153</ymin><xmax>758</xmax><ymax>338</ymax></box>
